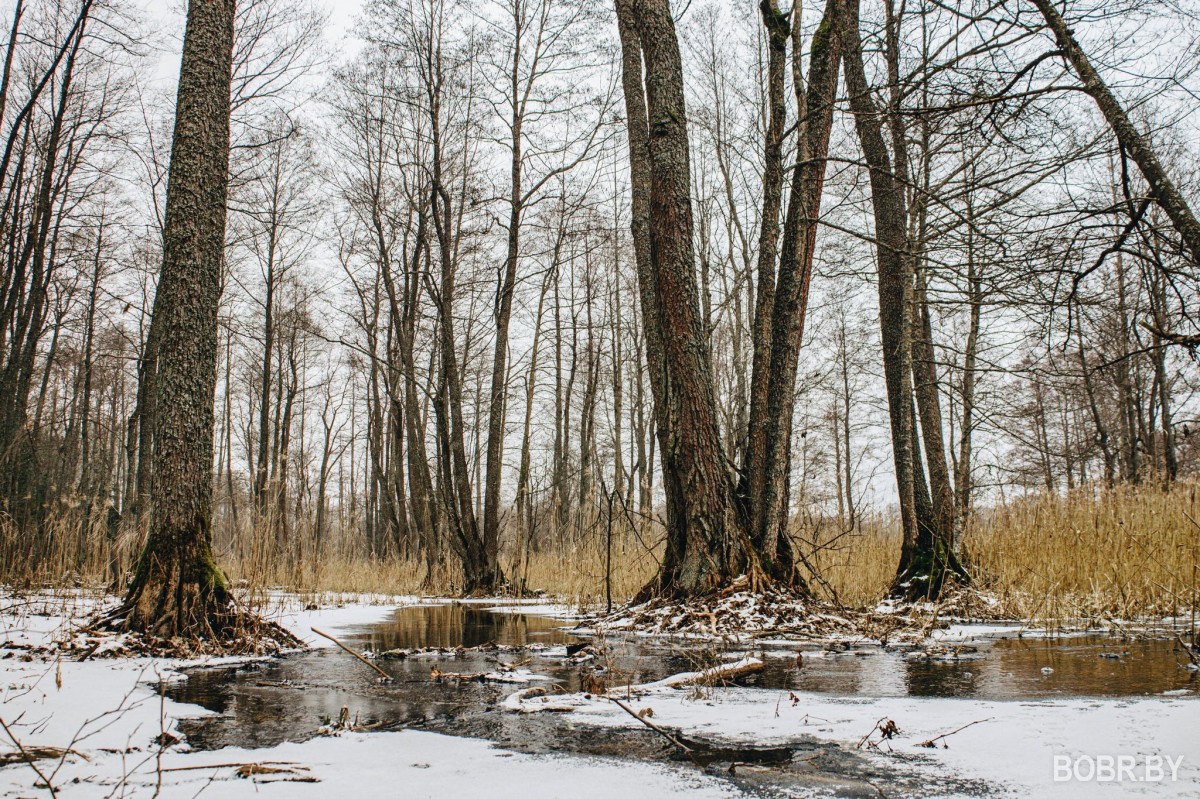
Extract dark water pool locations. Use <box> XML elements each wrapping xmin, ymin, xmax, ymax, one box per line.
<box><xmin>162</xmin><ymin>603</ymin><xmax>1196</xmax><ymax>798</ymax></box>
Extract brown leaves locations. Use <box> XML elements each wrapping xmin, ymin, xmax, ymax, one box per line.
<box><xmin>857</xmin><ymin>717</ymin><xmax>901</xmax><ymax>750</ymax></box>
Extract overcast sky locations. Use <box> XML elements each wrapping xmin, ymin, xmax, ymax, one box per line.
<box><xmin>144</xmin><ymin>0</ymin><xmax>364</xmax><ymax>97</ymax></box>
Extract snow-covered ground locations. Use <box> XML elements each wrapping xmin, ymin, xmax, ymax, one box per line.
<box><xmin>2</xmin><ymin>591</ymin><xmax>1196</xmax><ymax>797</ymax></box>
<box><xmin>511</xmin><ymin>682</ymin><xmax>1197</xmax><ymax>797</ymax></box>
<box><xmin>0</xmin><ymin>592</ymin><xmax>736</xmax><ymax>798</ymax></box>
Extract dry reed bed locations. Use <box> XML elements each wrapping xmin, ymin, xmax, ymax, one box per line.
<box><xmin>3</xmin><ymin>482</ymin><xmax>1197</xmax><ymax>625</ymax></box>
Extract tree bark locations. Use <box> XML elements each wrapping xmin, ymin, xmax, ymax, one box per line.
<box><xmin>837</xmin><ymin>0</ymin><xmax>964</xmax><ymax>600</ymax></box>
<box><xmin>753</xmin><ymin>0</ymin><xmax>841</xmax><ymax>581</ymax></box>
<box><xmin>616</xmin><ymin>0</ymin><xmax>748</xmax><ymax>597</ymax></box>
<box><xmin>118</xmin><ymin>0</ymin><xmax>238</xmax><ymax>637</ymax></box>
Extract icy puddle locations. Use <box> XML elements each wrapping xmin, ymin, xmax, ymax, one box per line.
<box><xmin>163</xmin><ymin>605</ymin><xmax>1196</xmax><ymax>797</ymax></box>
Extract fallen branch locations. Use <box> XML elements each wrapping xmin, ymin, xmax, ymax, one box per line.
<box><xmin>0</xmin><ymin>746</ymin><xmax>86</xmax><ymax>767</ymax></box>
<box><xmin>502</xmin><ymin>658</ymin><xmax>766</xmax><ymax>714</ymax></box>
<box><xmin>1176</xmin><ymin>635</ymin><xmax>1199</xmax><ymax>666</ymax></box>
<box><xmin>161</xmin><ymin>760</ymin><xmax>305</xmax><ymax>773</ymax></box>
<box><xmin>917</xmin><ymin>718</ymin><xmax>992</xmax><ymax>748</ymax></box>
<box><xmin>607</xmin><ymin>697</ymin><xmax>693</xmax><ymax>754</ymax></box>
<box><xmin>0</xmin><ymin>715</ymin><xmax>59</xmax><ymax>798</ymax></box>
<box><xmin>310</xmin><ymin>627</ymin><xmax>393</xmax><ymax>681</ymax></box>
<box><xmin>617</xmin><ymin>657</ymin><xmax>764</xmax><ymax>695</ymax></box>
<box><xmin>431</xmin><ymin>666</ymin><xmax>549</xmax><ymax>684</ymax></box>
<box><xmin>236</xmin><ymin>763</ymin><xmax>318</xmax><ymax>783</ymax></box>
<box><xmin>501</xmin><ymin>686</ymin><xmax>578</xmax><ymax>713</ymax></box>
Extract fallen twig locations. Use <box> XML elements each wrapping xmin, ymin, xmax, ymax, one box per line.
<box><xmin>857</xmin><ymin>717</ymin><xmax>899</xmax><ymax>750</ymax></box>
<box><xmin>0</xmin><ymin>715</ymin><xmax>60</xmax><ymax>798</ymax></box>
<box><xmin>917</xmin><ymin>718</ymin><xmax>992</xmax><ymax>748</ymax></box>
<box><xmin>1176</xmin><ymin>635</ymin><xmax>1199</xmax><ymax>666</ymax></box>
<box><xmin>310</xmin><ymin>627</ymin><xmax>393</xmax><ymax>680</ymax></box>
<box><xmin>160</xmin><ymin>760</ymin><xmax>305</xmax><ymax>773</ymax></box>
<box><xmin>606</xmin><ymin>697</ymin><xmax>693</xmax><ymax>753</ymax></box>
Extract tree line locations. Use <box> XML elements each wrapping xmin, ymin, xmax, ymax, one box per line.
<box><xmin>0</xmin><ymin>0</ymin><xmax>1196</xmax><ymax>635</ymax></box>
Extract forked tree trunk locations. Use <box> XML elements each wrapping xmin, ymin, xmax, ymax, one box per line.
<box><xmin>616</xmin><ymin>0</ymin><xmax>749</xmax><ymax>598</ymax></box>
<box><xmin>118</xmin><ymin>0</ymin><xmax>237</xmax><ymax>637</ymax></box>
<box><xmin>837</xmin><ymin>0</ymin><xmax>964</xmax><ymax>600</ymax></box>
<box><xmin>743</xmin><ymin>0</ymin><xmax>788</xmax><ymax>566</ymax></box>
<box><xmin>751</xmin><ymin>0</ymin><xmax>841</xmax><ymax>581</ymax></box>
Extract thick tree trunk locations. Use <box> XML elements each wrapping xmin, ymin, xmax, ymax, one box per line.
<box><xmin>616</xmin><ymin>0</ymin><xmax>748</xmax><ymax>598</ymax></box>
<box><xmin>431</xmin><ymin>179</ymin><xmax>500</xmax><ymax>592</ymax></box>
<box><xmin>614</xmin><ymin>0</ymin><xmax>678</xmax><ymax>584</ymax></box>
<box><xmin>743</xmin><ymin>0</ymin><xmax>788</xmax><ymax>559</ymax></box>
<box><xmin>117</xmin><ymin>0</ymin><xmax>237</xmax><ymax>638</ymax></box>
<box><xmin>753</xmin><ymin>0</ymin><xmax>841</xmax><ymax>582</ymax></box>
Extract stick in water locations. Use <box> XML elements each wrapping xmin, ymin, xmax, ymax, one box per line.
<box><xmin>311</xmin><ymin>627</ymin><xmax>393</xmax><ymax>680</ymax></box>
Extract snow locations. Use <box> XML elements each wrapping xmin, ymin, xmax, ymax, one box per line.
<box><xmin>0</xmin><ymin>724</ymin><xmax>739</xmax><ymax>798</ymax></box>
<box><xmin>4</xmin><ymin>591</ymin><xmax>1196</xmax><ymax>797</ymax></box>
<box><xmin>931</xmin><ymin>623</ymin><xmax>1025</xmax><ymax>641</ymax></box>
<box><xmin>518</xmin><ymin>684</ymin><xmax>1199</xmax><ymax>797</ymax></box>
<box><xmin>483</xmin><ymin>602</ymin><xmax>581</xmax><ymax>619</ymax></box>
<box><xmin>0</xmin><ymin>591</ymin><xmax>733</xmax><ymax>798</ymax></box>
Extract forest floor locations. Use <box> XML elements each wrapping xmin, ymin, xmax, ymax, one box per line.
<box><xmin>0</xmin><ymin>588</ymin><xmax>1196</xmax><ymax>797</ymax></box>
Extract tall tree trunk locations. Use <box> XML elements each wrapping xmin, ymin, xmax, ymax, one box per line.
<box><xmin>911</xmin><ymin>265</ymin><xmax>956</xmax><ymax>544</ymax></box>
<box><xmin>253</xmin><ymin>248</ymin><xmax>275</xmax><ymax>516</ymax></box>
<box><xmin>512</xmin><ymin>270</ymin><xmax>551</xmax><ymax>590</ymax></box>
<box><xmin>754</xmin><ymin>0</ymin><xmax>841</xmax><ymax>581</ymax></box>
<box><xmin>837</xmin><ymin>0</ymin><xmax>964</xmax><ymax>600</ymax></box>
<box><xmin>482</xmin><ymin>34</ymin><xmax>527</xmax><ymax>586</ymax></box>
<box><xmin>116</xmin><ymin>0</ymin><xmax>238</xmax><ymax>638</ymax></box>
<box><xmin>743</xmin><ymin>0</ymin><xmax>789</xmax><ymax>555</ymax></box>
<box><xmin>616</xmin><ymin>0</ymin><xmax>748</xmax><ymax>598</ymax></box>
<box><xmin>957</xmin><ymin>228</ymin><xmax>983</xmax><ymax>522</ymax></box>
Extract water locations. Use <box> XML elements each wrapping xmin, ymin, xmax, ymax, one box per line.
<box><xmin>163</xmin><ymin>603</ymin><xmax>1197</xmax><ymax>797</ymax></box>
<box><xmin>791</xmin><ymin>634</ymin><xmax>1197</xmax><ymax>698</ymax></box>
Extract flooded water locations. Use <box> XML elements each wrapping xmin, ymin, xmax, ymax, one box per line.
<box><xmin>163</xmin><ymin>603</ymin><xmax>1197</xmax><ymax>797</ymax></box>
<box><xmin>793</xmin><ymin>634</ymin><xmax>1197</xmax><ymax>698</ymax></box>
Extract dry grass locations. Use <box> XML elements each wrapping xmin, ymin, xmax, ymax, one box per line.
<box><xmin>5</xmin><ymin>481</ymin><xmax>1198</xmax><ymax>625</ymax></box>
<box><xmin>214</xmin><ymin>532</ymin><xmax>661</xmax><ymax>606</ymax></box>
<box><xmin>801</xmin><ymin>519</ymin><xmax>900</xmax><ymax>608</ymax></box>
<box><xmin>802</xmin><ymin>480</ymin><xmax>1200</xmax><ymax>622</ymax></box>
<box><xmin>964</xmin><ymin>481</ymin><xmax>1200</xmax><ymax>622</ymax></box>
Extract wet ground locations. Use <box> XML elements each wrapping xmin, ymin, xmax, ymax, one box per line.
<box><xmin>163</xmin><ymin>603</ymin><xmax>1198</xmax><ymax>797</ymax></box>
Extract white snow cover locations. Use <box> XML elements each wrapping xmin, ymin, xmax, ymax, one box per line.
<box><xmin>0</xmin><ymin>593</ymin><xmax>733</xmax><ymax>798</ymax></box>
<box><xmin>484</xmin><ymin>602</ymin><xmax>582</xmax><ymax>619</ymax></box>
<box><xmin>3</xmin><ymin>593</ymin><xmax>1196</xmax><ymax>797</ymax></box>
<box><xmin>534</xmin><ymin>685</ymin><xmax>1199</xmax><ymax>797</ymax></box>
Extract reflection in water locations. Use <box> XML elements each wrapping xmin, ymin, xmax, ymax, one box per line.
<box><xmin>352</xmin><ymin>603</ymin><xmax>576</xmax><ymax>650</ymax></box>
<box><xmin>781</xmin><ymin>635</ymin><xmax>1196</xmax><ymax>699</ymax></box>
<box><xmin>980</xmin><ymin>635</ymin><xmax>1194</xmax><ymax>697</ymax></box>
<box><xmin>164</xmin><ymin>604</ymin><xmax>1197</xmax><ymax>757</ymax></box>
<box><xmin>903</xmin><ymin>660</ymin><xmax>982</xmax><ymax>697</ymax></box>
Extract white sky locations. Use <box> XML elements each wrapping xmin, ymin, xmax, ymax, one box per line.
<box><xmin>143</xmin><ymin>0</ymin><xmax>365</xmax><ymax>93</ymax></box>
